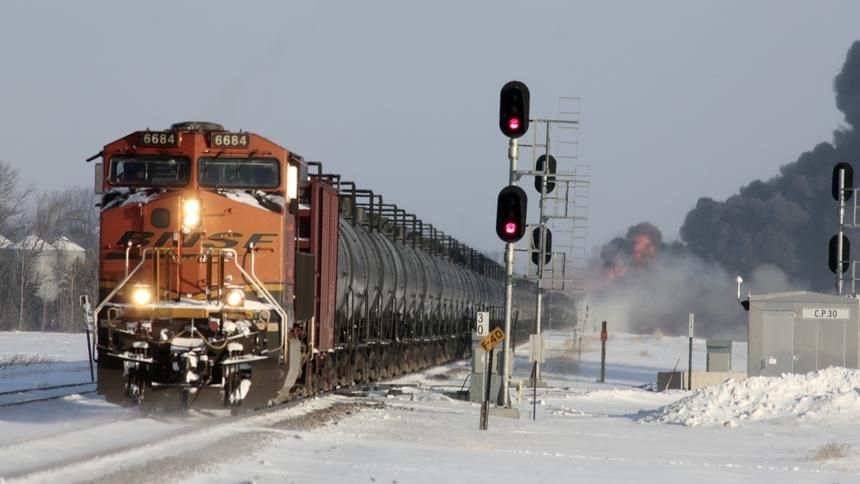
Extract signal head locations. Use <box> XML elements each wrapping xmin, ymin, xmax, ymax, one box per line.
<box><xmin>495</xmin><ymin>185</ymin><xmax>528</xmax><ymax>243</ymax></box>
<box><xmin>499</xmin><ymin>81</ymin><xmax>530</xmax><ymax>138</ymax></box>
<box><xmin>534</xmin><ymin>154</ymin><xmax>557</xmax><ymax>194</ymax></box>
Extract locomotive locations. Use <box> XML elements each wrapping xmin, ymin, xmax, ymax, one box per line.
<box><xmin>84</xmin><ymin>122</ymin><xmax>535</xmax><ymax>411</ymax></box>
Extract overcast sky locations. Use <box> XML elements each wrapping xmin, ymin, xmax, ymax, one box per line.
<box><xmin>1</xmin><ymin>1</ymin><xmax>859</xmax><ymax>256</ymax></box>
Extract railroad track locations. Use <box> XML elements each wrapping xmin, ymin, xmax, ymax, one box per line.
<box><xmin>0</xmin><ymin>366</ymin><xmax>441</xmax><ymax>480</ymax></box>
<box><xmin>0</xmin><ymin>381</ymin><xmax>97</xmax><ymax>408</ymax></box>
<box><xmin>0</xmin><ymin>386</ymin><xmax>381</xmax><ymax>482</ymax></box>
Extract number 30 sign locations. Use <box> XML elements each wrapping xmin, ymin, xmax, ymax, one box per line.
<box><xmin>476</xmin><ymin>312</ymin><xmax>489</xmax><ymax>336</ymax></box>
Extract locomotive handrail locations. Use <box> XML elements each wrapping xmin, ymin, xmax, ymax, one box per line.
<box><xmin>223</xmin><ymin>247</ymin><xmax>290</xmax><ymax>340</ymax></box>
<box><xmin>92</xmin><ymin>247</ymin><xmax>151</xmax><ymax>324</ymax></box>
<box><xmin>88</xmin><ymin>247</ymin><xmax>154</xmax><ymax>353</ymax></box>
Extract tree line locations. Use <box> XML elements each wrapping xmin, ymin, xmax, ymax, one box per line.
<box><xmin>0</xmin><ymin>161</ymin><xmax>98</xmax><ymax>333</ymax></box>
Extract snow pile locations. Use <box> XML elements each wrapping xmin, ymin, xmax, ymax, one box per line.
<box><xmin>640</xmin><ymin>367</ymin><xmax>860</xmax><ymax>427</ymax></box>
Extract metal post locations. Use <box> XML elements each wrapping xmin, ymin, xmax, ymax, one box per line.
<box><xmin>499</xmin><ymin>137</ymin><xmax>518</xmax><ymax>408</ymax></box>
<box><xmin>534</xmin><ymin>120</ymin><xmax>550</xmax><ymax>383</ymax></box>
<box><xmin>688</xmin><ymin>313</ymin><xmax>694</xmax><ymax>390</ymax></box>
<box><xmin>688</xmin><ymin>336</ymin><xmax>693</xmax><ymax>390</ymax></box>
<box><xmin>532</xmin><ymin>361</ymin><xmax>537</xmax><ymax>420</ymax></box>
<box><xmin>534</xmin><ymin>291</ymin><xmax>542</xmax><ymax>381</ymax></box>
<box><xmin>480</xmin><ymin>349</ymin><xmax>494</xmax><ymax>430</ymax></box>
<box><xmin>85</xmin><ymin>327</ymin><xmax>95</xmax><ymax>382</ymax></box>
<box><xmin>80</xmin><ymin>297</ymin><xmax>96</xmax><ymax>383</ymax></box>
<box><xmin>838</xmin><ymin>168</ymin><xmax>845</xmax><ymax>295</ymax></box>
<box><xmin>599</xmin><ymin>321</ymin><xmax>607</xmax><ymax>383</ymax></box>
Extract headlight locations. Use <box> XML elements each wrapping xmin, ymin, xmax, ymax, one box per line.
<box><xmin>225</xmin><ymin>289</ymin><xmax>244</xmax><ymax>307</ymax></box>
<box><xmin>131</xmin><ymin>285</ymin><xmax>152</xmax><ymax>305</ymax></box>
<box><xmin>183</xmin><ymin>199</ymin><xmax>201</xmax><ymax>228</ymax></box>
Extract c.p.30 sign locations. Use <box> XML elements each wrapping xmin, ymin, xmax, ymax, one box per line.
<box><xmin>801</xmin><ymin>308</ymin><xmax>849</xmax><ymax>319</ymax></box>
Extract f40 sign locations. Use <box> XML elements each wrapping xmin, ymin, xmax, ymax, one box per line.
<box><xmin>480</xmin><ymin>327</ymin><xmax>506</xmax><ymax>352</ymax></box>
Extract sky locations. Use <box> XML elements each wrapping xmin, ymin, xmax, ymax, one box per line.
<box><xmin>7</xmin><ymin>330</ymin><xmax>860</xmax><ymax>482</ymax></box>
<box><xmin>2</xmin><ymin>1</ymin><xmax>860</xmax><ymax>256</ymax></box>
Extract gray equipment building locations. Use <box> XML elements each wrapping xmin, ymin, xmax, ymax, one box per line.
<box><xmin>706</xmin><ymin>340</ymin><xmax>733</xmax><ymax>372</ymax></box>
<box><xmin>747</xmin><ymin>291</ymin><xmax>860</xmax><ymax>377</ymax></box>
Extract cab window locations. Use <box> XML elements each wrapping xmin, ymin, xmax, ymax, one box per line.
<box><xmin>109</xmin><ymin>156</ymin><xmax>190</xmax><ymax>186</ymax></box>
<box><xmin>198</xmin><ymin>157</ymin><xmax>280</xmax><ymax>189</ymax></box>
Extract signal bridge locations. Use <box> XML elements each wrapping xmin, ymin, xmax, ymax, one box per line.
<box><xmin>515</xmin><ymin>99</ymin><xmax>590</xmax><ymax>385</ymax></box>
<box><xmin>514</xmin><ymin>100</ymin><xmax>590</xmax><ymax>299</ymax></box>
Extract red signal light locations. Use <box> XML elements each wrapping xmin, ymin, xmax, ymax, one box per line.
<box><xmin>499</xmin><ymin>81</ymin><xmax>530</xmax><ymax>138</ymax></box>
<box><xmin>495</xmin><ymin>185</ymin><xmax>527</xmax><ymax>243</ymax></box>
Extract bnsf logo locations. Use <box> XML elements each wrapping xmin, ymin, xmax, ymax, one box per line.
<box><xmin>106</xmin><ymin>231</ymin><xmax>278</xmax><ymax>259</ymax></box>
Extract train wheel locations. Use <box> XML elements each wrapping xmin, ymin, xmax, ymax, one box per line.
<box><xmin>369</xmin><ymin>348</ymin><xmax>381</xmax><ymax>380</ymax></box>
<box><xmin>322</xmin><ymin>362</ymin><xmax>334</xmax><ymax>392</ymax></box>
<box><xmin>355</xmin><ymin>351</ymin><xmax>368</xmax><ymax>383</ymax></box>
<box><xmin>412</xmin><ymin>346</ymin><xmax>421</xmax><ymax>371</ymax></box>
<box><xmin>125</xmin><ymin>366</ymin><xmax>147</xmax><ymax>404</ymax></box>
<box><xmin>380</xmin><ymin>351</ymin><xmax>392</xmax><ymax>379</ymax></box>
<box><xmin>337</xmin><ymin>353</ymin><xmax>354</xmax><ymax>388</ymax></box>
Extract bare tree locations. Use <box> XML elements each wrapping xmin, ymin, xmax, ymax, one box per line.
<box><xmin>32</xmin><ymin>187</ymin><xmax>98</xmax><ymax>251</ymax></box>
<box><xmin>28</xmin><ymin>188</ymin><xmax>99</xmax><ymax>331</ymax></box>
<box><xmin>0</xmin><ymin>169</ymin><xmax>98</xmax><ymax>331</ymax></box>
<box><xmin>10</xmin><ymin>236</ymin><xmax>48</xmax><ymax>330</ymax></box>
<box><xmin>0</xmin><ymin>254</ymin><xmax>17</xmax><ymax>330</ymax></box>
<box><xmin>0</xmin><ymin>161</ymin><xmax>32</xmax><ymax>237</ymax></box>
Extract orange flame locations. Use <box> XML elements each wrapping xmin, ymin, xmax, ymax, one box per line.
<box><xmin>632</xmin><ymin>233</ymin><xmax>656</xmax><ymax>267</ymax></box>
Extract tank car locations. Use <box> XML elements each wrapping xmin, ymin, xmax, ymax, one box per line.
<box><xmin>84</xmin><ymin>122</ymin><xmax>534</xmax><ymax>411</ymax></box>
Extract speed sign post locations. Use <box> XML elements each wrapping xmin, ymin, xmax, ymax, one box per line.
<box><xmin>479</xmin><ymin>327</ymin><xmax>506</xmax><ymax>430</ymax></box>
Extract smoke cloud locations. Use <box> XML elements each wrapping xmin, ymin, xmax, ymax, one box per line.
<box><xmin>585</xmin><ymin>41</ymin><xmax>860</xmax><ymax>338</ymax></box>
<box><xmin>586</xmin><ymin>224</ymin><xmax>791</xmax><ymax>340</ymax></box>
<box><xmin>682</xmin><ymin>41</ymin><xmax>860</xmax><ymax>291</ymax></box>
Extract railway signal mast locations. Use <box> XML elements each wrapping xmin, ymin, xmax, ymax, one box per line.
<box><xmin>496</xmin><ymin>80</ymin><xmax>530</xmax><ymax>408</ymax></box>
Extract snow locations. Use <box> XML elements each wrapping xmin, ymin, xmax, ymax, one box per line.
<box><xmin>641</xmin><ymin>367</ymin><xmax>860</xmax><ymax>427</ymax></box>
<box><xmin>2</xmin><ymin>329</ymin><xmax>860</xmax><ymax>483</ymax></box>
<box><xmin>118</xmin><ymin>188</ymin><xmax>163</xmax><ymax>208</ymax></box>
<box><xmin>221</xmin><ymin>189</ymin><xmax>284</xmax><ymax>211</ymax></box>
<box><xmin>51</xmin><ymin>236</ymin><xmax>85</xmax><ymax>252</ymax></box>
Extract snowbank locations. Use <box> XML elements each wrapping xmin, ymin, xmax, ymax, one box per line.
<box><xmin>640</xmin><ymin>366</ymin><xmax>860</xmax><ymax>427</ymax></box>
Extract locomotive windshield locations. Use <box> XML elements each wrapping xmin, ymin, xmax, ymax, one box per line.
<box><xmin>198</xmin><ymin>157</ymin><xmax>280</xmax><ymax>189</ymax></box>
<box><xmin>109</xmin><ymin>156</ymin><xmax>191</xmax><ymax>186</ymax></box>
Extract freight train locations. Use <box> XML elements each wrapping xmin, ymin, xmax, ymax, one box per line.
<box><xmin>84</xmin><ymin>122</ymin><xmax>535</xmax><ymax>411</ymax></box>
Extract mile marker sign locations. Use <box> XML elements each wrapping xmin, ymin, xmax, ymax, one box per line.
<box><xmin>476</xmin><ymin>312</ymin><xmax>489</xmax><ymax>336</ymax></box>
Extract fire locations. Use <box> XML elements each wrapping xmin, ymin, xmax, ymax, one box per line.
<box><xmin>632</xmin><ymin>233</ymin><xmax>656</xmax><ymax>266</ymax></box>
<box><xmin>604</xmin><ymin>264</ymin><xmax>626</xmax><ymax>280</ymax></box>
<box><xmin>591</xmin><ymin>222</ymin><xmax>664</xmax><ymax>289</ymax></box>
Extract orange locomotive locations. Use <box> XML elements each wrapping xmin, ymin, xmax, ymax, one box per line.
<box><xmin>85</xmin><ymin>122</ymin><xmax>526</xmax><ymax>411</ymax></box>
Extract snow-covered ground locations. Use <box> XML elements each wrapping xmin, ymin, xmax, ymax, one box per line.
<box><xmin>2</xmin><ymin>329</ymin><xmax>860</xmax><ymax>483</ymax></box>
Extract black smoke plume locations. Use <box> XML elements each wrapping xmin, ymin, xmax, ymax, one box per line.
<box><xmin>585</xmin><ymin>41</ymin><xmax>860</xmax><ymax>338</ymax></box>
<box><xmin>682</xmin><ymin>41</ymin><xmax>860</xmax><ymax>291</ymax></box>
